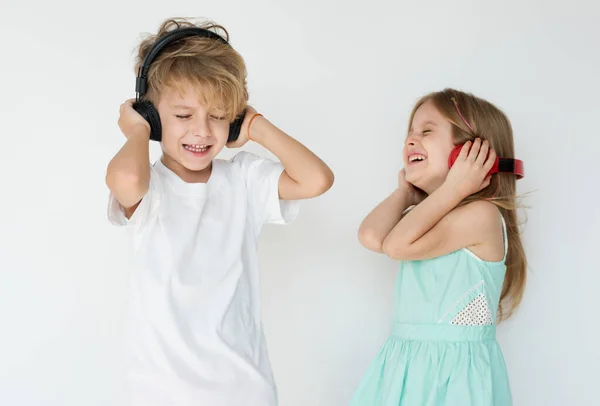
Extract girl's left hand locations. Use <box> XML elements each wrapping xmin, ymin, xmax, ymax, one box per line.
<box><xmin>444</xmin><ymin>138</ymin><xmax>496</xmax><ymax>198</ymax></box>
<box><xmin>226</xmin><ymin>105</ymin><xmax>259</xmax><ymax>148</ymax></box>
<box><xmin>398</xmin><ymin>169</ymin><xmax>427</xmax><ymax>206</ymax></box>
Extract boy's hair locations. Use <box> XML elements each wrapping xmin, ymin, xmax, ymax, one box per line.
<box><xmin>408</xmin><ymin>88</ymin><xmax>527</xmax><ymax>322</ymax></box>
<box><xmin>134</xmin><ymin>17</ymin><xmax>248</xmax><ymax>122</ymax></box>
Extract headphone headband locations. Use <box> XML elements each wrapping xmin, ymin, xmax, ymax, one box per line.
<box><xmin>132</xmin><ymin>26</ymin><xmax>246</xmax><ymax>143</ymax></box>
<box><xmin>135</xmin><ymin>27</ymin><xmax>229</xmax><ymax>97</ymax></box>
<box><xmin>495</xmin><ymin>157</ymin><xmax>524</xmax><ymax>178</ymax></box>
<box><xmin>449</xmin><ymin>144</ymin><xmax>524</xmax><ymax>179</ymax></box>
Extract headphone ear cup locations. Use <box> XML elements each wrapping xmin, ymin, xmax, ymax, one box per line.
<box><xmin>132</xmin><ymin>100</ymin><xmax>162</xmax><ymax>141</ymax></box>
<box><xmin>228</xmin><ymin>110</ymin><xmax>247</xmax><ymax>143</ymax></box>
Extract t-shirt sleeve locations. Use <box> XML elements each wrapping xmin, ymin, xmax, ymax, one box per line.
<box><xmin>232</xmin><ymin>151</ymin><xmax>300</xmax><ymax>226</ymax></box>
<box><xmin>107</xmin><ymin>167</ymin><xmax>161</xmax><ymax>233</ymax></box>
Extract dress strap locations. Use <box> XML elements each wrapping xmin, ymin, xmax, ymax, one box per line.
<box><xmin>500</xmin><ymin>214</ymin><xmax>508</xmax><ymax>261</ymax></box>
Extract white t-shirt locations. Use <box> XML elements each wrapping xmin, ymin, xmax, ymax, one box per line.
<box><xmin>107</xmin><ymin>151</ymin><xmax>299</xmax><ymax>406</ymax></box>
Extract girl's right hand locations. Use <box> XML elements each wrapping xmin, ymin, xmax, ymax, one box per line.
<box><xmin>398</xmin><ymin>169</ymin><xmax>427</xmax><ymax>206</ymax></box>
<box><xmin>118</xmin><ymin>99</ymin><xmax>151</xmax><ymax>139</ymax></box>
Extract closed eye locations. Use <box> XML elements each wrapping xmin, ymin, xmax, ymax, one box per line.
<box><xmin>175</xmin><ymin>115</ymin><xmax>191</xmax><ymax>119</ymax></box>
<box><xmin>209</xmin><ymin>115</ymin><xmax>226</xmax><ymax>121</ymax></box>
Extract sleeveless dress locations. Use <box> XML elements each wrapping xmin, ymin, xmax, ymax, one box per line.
<box><xmin>350</xmin><ymin>215</ymin><xmax>512</xmax><ymax>406</ymax></box>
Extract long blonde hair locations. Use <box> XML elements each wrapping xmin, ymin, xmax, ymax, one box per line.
<box><xmin>134</xmin><ymin>17</ymin><xmax>248</xmax><ymax>122</ymax></box>
<box><xmin>408</xmin><ymin>88</ymin><xmax>527</xmax><ymax>321</ymax></box>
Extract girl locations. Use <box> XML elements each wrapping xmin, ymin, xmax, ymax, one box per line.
<box><xmin>351</xmin><ymin>88</ymin><xmax>526</xmax><ymax>406</ymax></box>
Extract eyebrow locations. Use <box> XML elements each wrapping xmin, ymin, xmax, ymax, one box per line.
<box><xmin>172</xmin><ymin>104</ymin><xmax>193</xmax><ymax>110</ymax></box>
<box><xmin>409</xmin><ymin>121</ymin><xmax>438</xmax><ymax>134</ymax></box>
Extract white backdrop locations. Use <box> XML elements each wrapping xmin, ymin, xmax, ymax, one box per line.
<box><xmin>1</xmin><ymin>0</ymin><xmax>599</xmax><ymax>405</ymax></box>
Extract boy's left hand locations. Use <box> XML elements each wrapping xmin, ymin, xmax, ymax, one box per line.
<box><xmin>444</xmin><ymin>138</ymin><xmax>496</xmax><ymax>198</ymax></box>
<box><xmin>226</xmin><ymin>105</ymin><xmax>259</xmax><ymax>148</ymax></box>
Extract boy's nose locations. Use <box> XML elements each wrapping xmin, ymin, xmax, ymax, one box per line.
<box><xmin>191</xmin><ymin>119</ymin><xmax>211</xmax><ymax>138</ymax></box>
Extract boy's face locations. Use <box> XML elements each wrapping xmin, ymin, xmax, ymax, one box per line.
<box><xmin>155</xmin><ymin>85</ymin><xmax>230</xmax><ymax>173</ymax></box>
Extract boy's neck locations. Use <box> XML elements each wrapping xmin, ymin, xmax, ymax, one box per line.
<box><xmin>160</xmin><ymin>154</ymin><xmax>212</xmax><ymax>184</ymax></box>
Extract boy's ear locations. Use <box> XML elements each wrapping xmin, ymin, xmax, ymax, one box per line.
<box><xmin>133</xmin><ymin>99</ymin><xmax>162</xmax><ymax>142</ymax></box>
<box><xmin>227</xmin><ymin>109</ymin><xmax>247</xmax><ymax>143</ymax></box>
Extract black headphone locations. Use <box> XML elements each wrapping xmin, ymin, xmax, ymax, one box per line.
<box><xmin>132</xmin><ymin>27</ymin><xmax>246</xmax><ymax>142</ymax></box>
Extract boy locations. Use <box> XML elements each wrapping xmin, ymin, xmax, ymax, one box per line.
<box><xmin>106</xmin><ymin>18</ymin><xmax>334</xmax><ymax>406</ymax></box>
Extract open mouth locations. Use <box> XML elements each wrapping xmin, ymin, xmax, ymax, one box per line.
<box><xmin>408</xmin><ymin>153</ymin><xmax>426</xmax><ymax>164</ymax></box>
<box><xmin>183</xmin><ymin>144</ymin><xmax>212</xmax><ymax>156</ymax></box>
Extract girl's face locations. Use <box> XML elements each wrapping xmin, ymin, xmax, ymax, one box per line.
<box><xmin>403</xmin><ymin>100</ymin><xmax>456</xmax><ymax>194</ymax></box>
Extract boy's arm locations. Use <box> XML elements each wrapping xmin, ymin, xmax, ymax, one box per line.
<box><xmin>105</xmin><ymin>100</ymin><xmax>151</xmax><ymax>218</ymax></box>
<box><xmin>248</xmin><ymin>116</ymin><xmax>334</xmax><ymax>200</ymax></box>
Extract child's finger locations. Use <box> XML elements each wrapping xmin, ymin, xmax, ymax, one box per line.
<box><xmin>484</xmin><ymin>148</ymin><xmax>497</xmax><ymax>171</ymax></box>
<box><xmin>468</xmin><ymin>138</ymin><xmax>481</xmax><ymax>162</ymax></box>
<box><xmin>481</xmin><ymin>174</ymin><xmax>492</xmax><ymax>190</ymax></box>
<box><xmin>476</xmin><ymin>140</ymin><xmax>489</xmax><ymax>167</ymax></box>
<box><xmin>459</xmin><ymin>141</ymin><xmax>472</xmax><ymax>160</ymax></box>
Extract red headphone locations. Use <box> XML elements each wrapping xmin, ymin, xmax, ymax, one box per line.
<box><xmin>448</xmin><ymin>144</ymin><xmax>524</xmax><ymax>179</ymax></box>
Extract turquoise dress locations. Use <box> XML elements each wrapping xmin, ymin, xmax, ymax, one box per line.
<box><xmin>351</xmin><ymin>215</ymin><xmax>512</xmax><ymax>406</ymax></box>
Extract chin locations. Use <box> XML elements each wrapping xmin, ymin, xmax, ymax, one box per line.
<box><xmin>405</xmin><ymin>173</ymin><xmax>428</xmax><ymax>192</ymax></box>
<box><xmin>404</xmin><ymin>171</ymin><xmax>419</xmax><ymax>186</ymax></box>
<box><xmin>180</xmin><ymin>157</ymin><xmax>213</xmax><ymax>172</ymax></box>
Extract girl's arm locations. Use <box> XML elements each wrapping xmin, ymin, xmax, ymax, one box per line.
<box><xmin>381</xmin><ymin>188</ymin><xmax>501</xmax><ymax>261</ymax></box>
<box><xmin>358</xmin><ymin>171</ymin><xmax>423</xmax><ymax>252</ymax></box>
<box><xmin>382</xmin><ymin>139</ymin><xmax>500</xmax><ymax>261</ymax></box>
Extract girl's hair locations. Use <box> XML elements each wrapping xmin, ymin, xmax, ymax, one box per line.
<box><xmin>408</xmin><ymin>88</ymin><xmax>527</xmax><ymax>321</ymax></box>
<box><xmin>134</xmin><ymin>17</ymin><xmax>248</xmax><ymax>122</ymax></box>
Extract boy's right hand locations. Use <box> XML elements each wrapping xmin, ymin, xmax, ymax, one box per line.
<box><xmin>118</xmin><ymin>99</ymin><xmax>151</xmax><ymax>139</ymax></box>
<box><xmin>398</xmin><ymin>169</ymin><xmax>427</xmax><ymax>206</ymax></box>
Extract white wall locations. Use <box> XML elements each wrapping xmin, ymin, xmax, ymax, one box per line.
<box><xmin>1</xmin><ymin>0</ymin><xmax>599</xmax><ymax>405</ymax></box>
